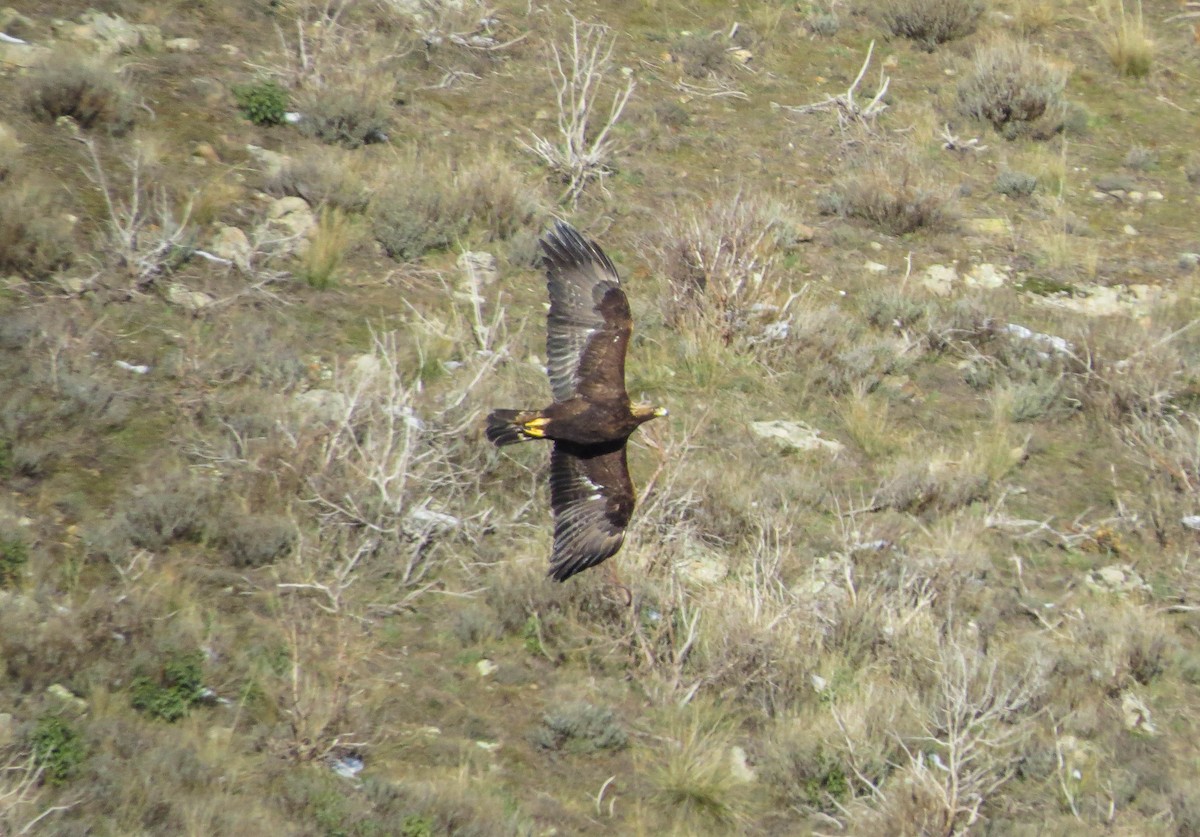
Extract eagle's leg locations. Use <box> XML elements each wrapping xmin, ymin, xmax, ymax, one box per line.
<box><xmin>603</xmin><ymin>561</ymin><xmax>633</xmax><ymax>608</ymax></box>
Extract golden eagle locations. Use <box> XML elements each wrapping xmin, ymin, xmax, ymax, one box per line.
<box><xmin>487</xmin><ymin>222</ymin><xmax>667</xmax><ymax>582</ymax></box>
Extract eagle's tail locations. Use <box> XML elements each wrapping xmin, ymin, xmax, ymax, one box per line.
<box><xmin>486</xmin><ymin>410</ymin><xmax>545</xmax><ymax>446</ymax></box>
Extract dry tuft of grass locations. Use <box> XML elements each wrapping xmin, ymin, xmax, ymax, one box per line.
<box><xmin>878</xmin><ymin>0</ymin><xmax>986</xmax><ymax>49</ymax></box>
<box><xmin>819</xmin><ymin>145</ymin><xmax>957</xmax><ymax>235</ymax></box>
<box><xmin>0</xmin><ymin>181</ymin><xmax>75</xmax><ymax>281</ymax></box>
<box><xmin>296</xmin><ymin>208</ymin><xmax>356</xmax><ymax>289</ymax></box>
<box><xmin>1092</xmin><ymin>0</ymin><xmax>1154</xmax><ymax>78</ymax></box>
<box><xmin>956</xmin><ymin>37</ymin><xmax>1068</xmax><ymax>139</ymax></box>
<box><xmin>651</xmin><ymin>702</ymin><xmax>748</xmax><ymax>833</ymax></box>
<box><xmin>21</xmin><ymin>52</ymin><xmax>136</xmax><ymax>133</ymax></box>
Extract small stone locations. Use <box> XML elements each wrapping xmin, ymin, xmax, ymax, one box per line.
<box><xmin>166</xmin><ymin>283</ymin><xmax>215</xmax><ymax>311</ymax></box>
<box><xmin>1123</xmin><ymin>224</ymin><xmax>1138</xmax><ymax>236</ymax></box>
<box><xmin>730</xmin><ymin>746</ymin><xmax>756</xmax><ymax>782</ymax></box>
<box><xmin>245</xmin><ymin>144</ymin><xmax>288</xmax><ymax>179</ymax></box>
<box><xmin>210</xmin><ymin>225</ymin><xmax>251</xmax><ymax>269</ymax></box>
<box><xmin>750</xmin><ymin>420</ymin><xmax>844</xmax><ymax>455</ymax></box>
<box><xmin>291</xmin><ymin>389</ymin><xmax>347</xmax><ymax>424</ymax></box>
<box><xmin>1085</xmin><ymin>563</ymin><xmax>1149</xmax><ymax>595</ymax></box>
<box><xmin>1181</xmin><ymin>515</ymin><xmax>1200</xmax><ymax>531</ymax></box>
<box><xmin>47</xmin><ymin>683</ymin><xmax>88</xmax><ymax>713</ymax></box>
<box><xmin>166</xmin><ymin>36</ymin><xmax>201</xmax><ymax>53</ymax></box>
<box><xmin>964</xmin><ymin>217</ymin><xmax>1012</xmax><ymax>236</ymax></box>
<box><xmin>476</xmin><ymin>740</ymin><xmax>501</xmax><ymax>751</ymax></box>
<box><xmin>1127</xmin><ymin>191</ymin><xmax>1144</xmax><ymax>203</ymax></box>
<box><xmin>1147</xmin><ymin>190</ymin><xmax>1164</xmax><ymax>201</ymax></box>
<box><xmin>1092</xmin><ymin>191</ymin><xmax>1111</xmax><ymax>201</ymax></box>
<box><xmin>921</xmin><ymin>264</ymin><xmax>957</xmax><ymax>296</ymax></box>
<box><xmin>869</xmin><ymin>241</ymin><xmax>883</xmax><ymax>251</ymax></box>
<box><xmin>730</xmin><ymin>48</ymin><xmax>752</xmax><ymax>64</ymax></box>
<box><xmin>1178</xmin><ymin>253</ymin><xmax>1200</xmax><ymax>271</ymax></box>
<box><xmin>476</xmin><ymin>659</ymin><xmax>498</xmax><ymax>677</ymax></box>
<box><xmin>864</xmin><ymin>261</ymin><xmax>887</xmax><ymax>273</ymax></box>
<box><xmin>964</xmin><ymin>263</ymin><xmax>1007</xmax><ymax>289</ymax></box>
<box><xmin>192</xmin><ymin>142</ymin><xmax>220</xmax><ymax>164</ymax></box>
<box><xmin>266</xmin><ymin>196</ymin><xmax>316</xmax><ymax>252</ymax></box>
<box><xmin>1121</xmin><ymin>692</ymin><xmax>1157</xmax><ymax>735</ymax></box>
<box><xmin>457</xmin><ymin>251</ymin><xmax>498</xmax><ymax>286</ymax></box>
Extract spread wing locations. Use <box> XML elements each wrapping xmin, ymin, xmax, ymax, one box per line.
<box><xmin>541</xmin><ymin>221</ymin><xmax>633</xmax><ymax>404</ymax></box>
<box><xmin>548</xmin><ymin>440</ymin><xmax>635</xmax><ymax>581</ymax></box>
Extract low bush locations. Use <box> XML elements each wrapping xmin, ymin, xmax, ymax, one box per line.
<box><xmin>878</xmin><ymin>0</ymin><xmax>986</xmax><ymax>49</ymax></box>
<box><xmin>232</xmin><ymin>79</ymin><xmax>289</xmax><ymax>126</ymax></box>
<box><xmin>957</xmin><ymin>38</ymin><xmax>1068</xmax><ymax>139</ymax></box>
<box><xmin>22</xmin><ymin>52</ymin><xmax>136</xmax><ymax>132</ymax></box>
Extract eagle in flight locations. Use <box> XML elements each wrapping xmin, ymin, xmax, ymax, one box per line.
<box><xmin>487</xmin><ymin>221</ymin><xmax>667</xmax><ymax>582</ymax></box>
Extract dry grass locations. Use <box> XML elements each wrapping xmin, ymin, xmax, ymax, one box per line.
<box><xmin>1092</xmin><ymin>0</ymin><xmax>1154</xmax><ymax>79</ymax></box>
<box><xmin>819</xmin><ymin>145</ymin><xmax>957</xmax><ymax>234</ymax></box>
<box><xmin>0</xmin><ymin>181</ymin><xmax>75</xmax><ymax>281</ymax></box>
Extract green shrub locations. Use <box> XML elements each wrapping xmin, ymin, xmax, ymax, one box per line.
<box><xmin>219</xmin><ymin>513</ymin><xmax>297</xmax><ymax>567</ymax></box>
<box><xmin>879</xmin><ymin>0</ymin><xmax>986</xmax><ymax>48</ymax></box>
<box><xmin>994</xmin><ymin>169</ymin><xmax>1038</xmax><ymax>197</ymax></box>
<box><xmin>22</xmin><ymin>52</ymin><xmax>136</xmax><ymax>132</ymax></box>
<box><xmin>130</xmin><ymin>651</ymin><xmax>208</xmax><ymax>721</ymax></box>
<box><xmin>0</xmin><ymin>530</ymin><xmax>28</xmax><ymax>589</ymax></box>
<box><xmin>957</xmin><ymin>38</ymin><xmax>1068</xmax><ymax>139</ymax></box>
<box><xmin>233</xmin><ymin>79</ymin><xmax>289</xmax><ymax>126</ymax></box>
<box><xmin>31</xmin><ymin>715</ymin><xmax>86</xmax><ymax>785</ymax></box>
<box><xmin>297</xmin><ymin>79</ymin><xmax>392</xmax><ymax>148</ymax></box>
<box><xmin>532</xmin><ymin>702</ymin><xmax>628</xmax><ymax>753</ymax></box>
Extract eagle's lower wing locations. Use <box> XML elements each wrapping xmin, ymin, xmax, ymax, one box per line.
<box><xmin>548</xmin><ymin>441</ymin><xmax>635</xmax><ymax>581</ymax></box>
<box><xmin>542</xmin><ymin>221</ymin><xmax>633</xmax><ymax>403</ymax></box>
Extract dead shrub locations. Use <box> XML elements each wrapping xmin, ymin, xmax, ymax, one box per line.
<box><xmin>651</xmin><ymin>192</ymin><xmax>802</xmax><ymax>343</ymax></box>
<box><xmin>819</xmin><ymin>148</ymin><xmax>956</xmax><ymax>235</ymax></box>
<box><xmin>672</xmin><ymin>32</ymin><xmax>732</xmax><ymax>78</ymax></box>
<box><xmin>0</xmin><ymin>182</ymin><xmax>75</xmax><ymax>280</ymax></box>
<box><xmin>956</xmin><ymin>38</ymin><xmax>1068</xmax><ymax>139</ymax></box>
<box><xmin>878</xmin><ymin>0</ymin><xmax>986</xmax><ymax>49</ymax></box>
<box><xmin>22</xmin><ymin>52</ymin><xmax>136</xmax><ymax>133</ymax></box>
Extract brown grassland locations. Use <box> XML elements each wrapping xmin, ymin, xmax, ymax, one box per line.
<box><xmin>3</xmin><ymin>0</ymin><xmax>1200</xmax><ymax>834</ymax></box>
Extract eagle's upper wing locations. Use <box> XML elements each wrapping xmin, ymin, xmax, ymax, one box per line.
<box><xmin>541</xmin><ymin>221</ymin><xmax>633</xmax><ymax>403</ymax></box>
<box><xmin>548</xmin><ymin>440</ymin><xmax>635</xmax><ymax>581</ymax></box>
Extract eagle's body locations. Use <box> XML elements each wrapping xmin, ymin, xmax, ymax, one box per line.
<box><xmin>486</xmin><ymin>222</ymin><xmax>666</xmax><ymax>582</ymax></box>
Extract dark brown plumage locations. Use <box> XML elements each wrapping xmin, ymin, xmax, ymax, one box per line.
<box><xmin>487</xmin><ymin>221</ymin><xmax>666</xmax><ymax>582</ymax></box>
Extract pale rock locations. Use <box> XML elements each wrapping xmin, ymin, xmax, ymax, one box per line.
<box><xmin>730</xmin><ymin>746</ymin><xmax>756</xmax><ymax>782</ymax></box>
<box><xmin>166</xmin><ymin>283</ymin><xmax>215</xmax><ymax>311</ymax></box>
<box><xmin>1085</xmin><ymin>563</ymin><xmax>1149</xmax><ymax>596</ymax></box>
<box><xmin>750</xmin><ymin>420</ymin><xmax>844</xmax><ymax>455</ymax></box>
<box><xmin>1035</xmin><ymin>283</ymin><xmax>1172</xmax><ymax>318</ymax></box>
<box><xmin>458</xmin><ymin>251</ymin><xmax>498</xmax><ymax>286</ymax></box>
<box><xmin>245</xmin><ymin>144</ymin><xmax>288</xmax><ymax>179</ymax></box>
<box><xmin>731</xmin><ymin>48</ymin><xmax>753</xmax><ymax>64</ymax></box>
<box><xmin>1003</xmin><ymin>323</ymin><xmax>1073</xmax><ymax>357</ymax></box>
<box><xmin>192</xmin><ymin>141</ymin><xmax>220</xmax><ymax>164</ymax></box>
<box><xmin>266</xmin><ymin>196</ymin><xmax>316</xmax><ymax>254</ymax></box>
<box><xmin>964</xmin><ymin>263</ymin><xmax>1008</xmax><ymax>289</ymax></box>
<box><xmin>292</xmin><ymin>389</ymin><xmax>347</xmax><ymax>423</ymax></box>
<box><xmin>1123</xmin><ymin>224</ymin><xmax>1138</xmax><ymax>236</ymax></box>
<box><xmin>47</xmin><ymin>683</ymin><xmax>88</xmax><ymax>713</ymax></box>
<box><xmin>964</xmin><ymin>217</ymin><xmax>1012</xmax><ymax>236</ymax></box>
<box><xmin>0</xmin><ymin>40</ymin><xmax>47</xmax><ymax>67</ymax></box>
<box><xmin>80</xmin><ymin>11</ymin><xmax>142</xmax><ymax>54</ymax></box>
<box><xmin>1182</xmin><ymin>515</ymin><xmax>1200</xmax><ymax>531</ymax></box>
<box><xmin>864</xmin><ymin>261</ymin><xmax>887</xmax><ymax>273</ymax></box>
<box><xmin>165</xmin><ymin>36</ymin><xmax>200</xmax><ymax>53</ymax></box>
<box><xmin>675</xmin><ymin>541</ymin><xmax>729</xmax><ymax>585</ymax></box>
<box><xmin>210</xmin><ymin>225</ymin><xmax>251</xmax><ymax>270</ymax></box>
<box><xmin>1121</xmin><ymin>692</ymin><xmax>1157</xmax><ymax>735</ymax></box>
<box><xmin>921</xmin><ymin>263</ymin><xmax>957</xmax><ymax>296</ymax></box>
<box><xmin>476</xmin><ymin>659</ymin><xmax>498</xmax><ymax>677</ymax></box>
<box><xmin>1147</xmin><ymin>190</ymin><xmax>1164</xmax><ymax>201</ymax></box>
<box><xmin>346</xmin><ymin>353</ymin><xmax>383</xmax><ymax>386</ymax></box>
<box><xmin>868</xmin><ymin>241</ymin><xmax>883</xmax><ymax>251</ymax></box>
<box><xmin>476</xmin><ymin>740</ymin><xmax>501</xmax><ymax>751</ymax></box>
<box><xmin>1127</xmin><ymin>191</ymin><xmax>1144</xmax><ymax>203</ymax></box>
<box><xmin>1179</xmin><ymin>253</ymin><xmax>1200</xmax><ymax>271</ymax></box>
<box><xmin>1092</xmin><ymin>190</ymin><xmax>1112</xmax><ymax>201</ymax></box>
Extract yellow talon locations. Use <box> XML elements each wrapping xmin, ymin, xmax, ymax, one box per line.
<box><xmin>523</xmin><ymin>418</ymin><xmax>549</xmax><ymax>437</ymax></box>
